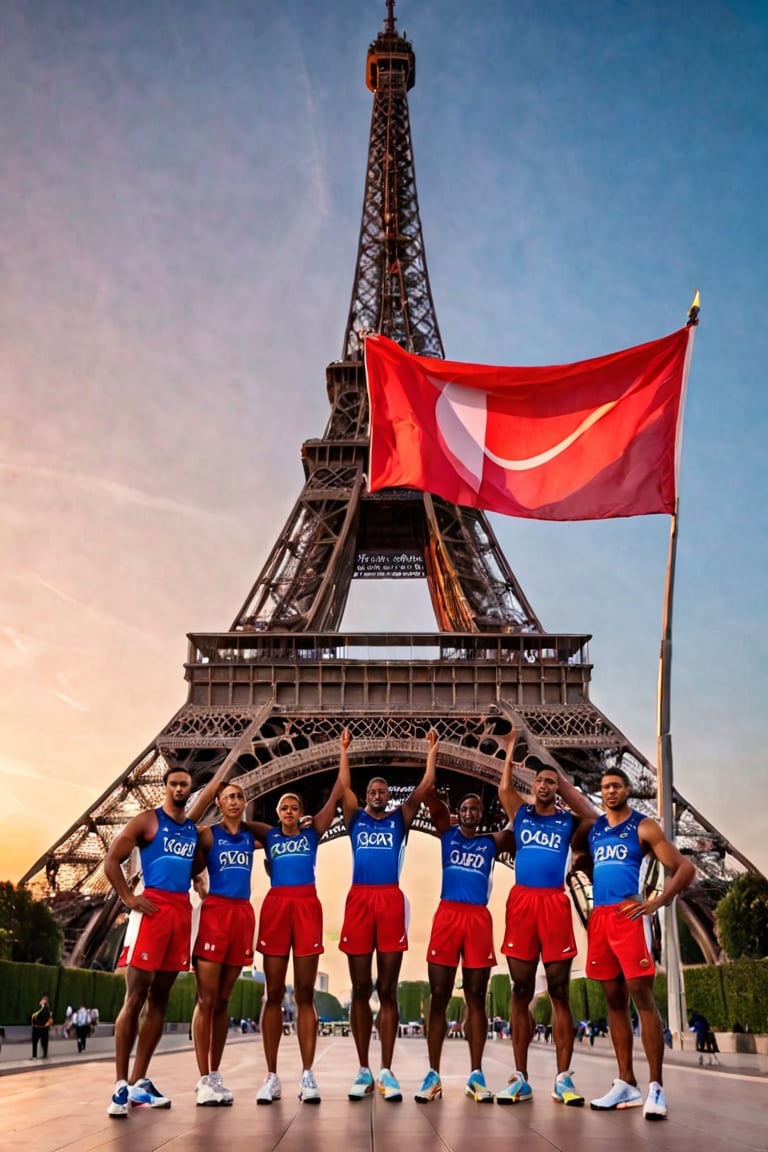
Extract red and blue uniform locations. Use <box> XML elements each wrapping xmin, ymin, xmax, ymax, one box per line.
<box><xmin>257</xmin><ymin>827</ymin><xmax>324</xmax><ymax>957</ymax></box>
<box><xmin>427</xmin><ymin>827</ymin><xmax>497</xmax><ymax>968</ymax></box>
<box><xmin>194</xmin><ymin>825</ymin><xmax>257</xmax><ymax>967</ymax></box>
<box><xmin>502</xmin><ymin>806</ymin><xmax>577</xmax><ymax>963</ymax></box>
<box><xmin>119</xmin><ymin>809</ymin><xmax>198</xmax><ymax>972</ymax></box>
<box><xmin>587</xmin><ymin>809</ymin><xmax>655</xmax><ymax>979</ymax></box>
<box><xmin>340</xmin><ymin>808</ymin><xmax>410</xmax><ymax>954</ymax></box>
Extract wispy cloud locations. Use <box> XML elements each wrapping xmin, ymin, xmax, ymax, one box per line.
<box><xmin>1</xmin><ymin>455</ymin><xmax>237</xmax><ymax>524</ymax></box>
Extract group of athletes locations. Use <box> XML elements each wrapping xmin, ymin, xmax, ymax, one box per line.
<box><xmin>103</xmin><ymin>723</ymin><xmax>694</xmax><ymax>1123</ymax></box>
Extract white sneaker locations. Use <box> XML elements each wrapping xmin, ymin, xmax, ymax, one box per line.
<box><xmin>590</xmin><ymin>1078</ymin><xmax>643</xmax><ymax>1110</ymax></box>
<box><xmin>208</xmin><ymin>1070</ymin><xmax>233</xmax><ymax>1105</ymax></box>
<box><xmin>196</xmin><ymin>1075</ymin><xmax>227</xmax><ymax>1107</ymax></box>
<box><xmin>257</xmin><ymin>1072</ymin><xmax>282</xmax><ymax>1105</ymax></box>
<box><xmin>643</xmin><ymin>1081</ymin><xmax>667</xmax><ymax>1121</ymax></box>
<box><xmin>299</xmin><ymin>1069</ymin><xmax>321</xmax><ymax>1103</ymax></box>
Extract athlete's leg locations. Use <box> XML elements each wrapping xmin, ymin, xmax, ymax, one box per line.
<box><xmin>262</xmin><ymin>955</ymin><xmax>290</xmax><ymax>1073</ymax></box>
<box><xmin>114</xmin><ymin>966</ymin><xmax>154</xmax><ymax>1082</ymax></box>
<box><xmin>375</xmin><ymin>950</ymin><xmax>404</xmax><ymax>1070</ymax></box>
<box><xmin>426</xmin><ymin>962</ymin><xmax>456</xmax><ymax>1072</ymax></box>
<box><xmin>462</xmin><ymin>966</ymin><xmax>491</xmax><ymax>1072</ymax></box>
<box><xmin>130</xmin><ymin>968</ymin><xmax>178</xmax><ymax>1082</ymax></box>
<box><xmin>293</xmin><ymin>953</ymin><xmax>320</xmax><ymax>1070</ymax></box>
<box><xmin>601</xmin><ymin>975</ymin><xmax>636</xmax><ymax>1085</ymax></box>
<box><xmin>507</xmin><ymin>957</ymin><xmax>537</xmax><ymax>1077</ymax></box>
<box><xmin>347</xmin><ymin>953</ymin><xmax>374</xmax><ymax>1068</ymax></box>
<box><xmin>211</xmin><ymin>964</ymin><xmax>242</xmax><ymax>1072</ymax></box>
<box><xmin>627</xmin><ymin>974</ymin><xmax>664</xmax><ymax>1085</ymax></box>
<box><xmin>543</xmin><ymin>958</ymin><xmax>576</xmax><ymax>1074</ymax></box>
<box><xmin>192</xmin><ymin>957</ymin><xmax>222</xmax><ymax>1075</ymax></box>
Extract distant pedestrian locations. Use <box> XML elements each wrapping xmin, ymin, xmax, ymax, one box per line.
<box><xmin>31</xmin><ymin>994</ymin><xmax>53</xmax><ymax>1058</ymax></box>
<box><xmin>74</xmin><ymin>1005</ymin><xmax>90</xmax><ymax>1053</ymax></box>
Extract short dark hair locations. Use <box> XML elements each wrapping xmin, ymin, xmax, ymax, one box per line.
<box><xmin>366</xmin><ymin>776</ymin><xmax>389</xmax><ymax>791</ymax></box>
<box><xmin>458</xmin><ymin>793</ymin><xmax>483</xmax><ymax>808</ymax></box>
<box><xmin>162</xmin><ymin>766</ymin><xmax>192</xmax><ymax>786</ymax></box>
<box><xmin>600</xmin><ymin>766</ymin><xmax>631</xmax><ymax>788</ymax></box>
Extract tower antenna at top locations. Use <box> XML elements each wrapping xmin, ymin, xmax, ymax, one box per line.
<box><xmin>385</xmin><ymin>0</ymin><xmax>396</xmax><ymax>34</ymax></box>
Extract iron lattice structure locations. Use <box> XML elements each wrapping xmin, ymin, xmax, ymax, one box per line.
<box><xmin>23</xmin><ymin>2</ymin><xmax>762</xmax><ymax>968</ymax></box>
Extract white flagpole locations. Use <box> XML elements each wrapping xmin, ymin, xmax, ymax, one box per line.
<box><xmin>656</xmin><ymin>304</ymin><xmax>698</xmax><ymax>1049</ymax></box>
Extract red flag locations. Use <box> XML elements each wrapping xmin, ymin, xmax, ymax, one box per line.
<box><xmin>365</xmin><ymin>328</ymin><xmax>692</xmax><ymax>521</ymax></box>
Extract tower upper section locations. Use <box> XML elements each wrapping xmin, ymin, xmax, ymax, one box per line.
<box><xmin>343</xmin><ymin>3</ymin><xmax>443</xmax><ymax>362</ymax></box>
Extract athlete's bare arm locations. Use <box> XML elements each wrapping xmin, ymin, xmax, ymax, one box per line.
<box><xmin>556</xmin><ymin>772</ymin><xmax>599</xmax><ymax>822</ymax></box>
<box><xmin>491</xmin><ymin>825</ymin><xmax>517</xmax><ymax>856</ymax></box>
<box><xmin>400</xmin><ymin>730</ymin><xmax>439</xmax><ymax>830</ymax></box>
<box><xmin>498</xmin><ymin>737</ymin><xmax>526</xmax><ymax>822</ymax></box>
<box><xmin>336</xmin><ymin>727</ymin><xmax>362</xmax><ymax>828</ymax></box>
<box><xmin>103</xmin><ymin>810</ymin><xmax>161</xmax><ymax>915</ymax></box>
<box><xmin>312</xmin><ymin>767</ymin><xmax>346</xmax><ymax>838</ymax></box>
<box><xmin>621</xmin><ymin>820</ymin><xmax>696</xmax><ymax>920</ymax></box>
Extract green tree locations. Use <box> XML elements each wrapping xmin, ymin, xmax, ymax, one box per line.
<box><xmin>715</xmin><ymin>873</ymin><xmax>768</xmax><ymax>960</ymax></box>
<box><xmin>0</xmin><ymin>882</ymin><xmax>62</xmax><ymax>965</ymax></box>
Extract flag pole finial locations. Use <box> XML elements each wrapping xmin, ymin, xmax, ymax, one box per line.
<box><xmin>687</xmin><ymin>290</ymin><xmax>700</xmax><ymax>327</ymax></box>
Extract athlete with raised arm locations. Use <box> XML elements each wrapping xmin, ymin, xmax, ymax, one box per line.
<box><xmin>415</xmin><ymin>733</ymin><xmax>516</xmax><ymax>1104</ymax></box>
<box><xmin>496</xmin><ymin>731</ymin><xmax>597</xmax><ymax>1107</ymax></box>
<box><xmin>338</xmin><ymin>729</ymin><xmax>434</xmax><ymax>1102</ymax></box>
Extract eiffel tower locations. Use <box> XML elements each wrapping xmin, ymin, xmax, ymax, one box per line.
<box><xmin>23</xmin><ymin>1</ymin><xmax>761</xmax><ymax>969</ymax></box>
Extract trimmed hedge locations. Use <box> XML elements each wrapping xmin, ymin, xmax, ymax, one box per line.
<box><xmin>0</xmin><ymin>961</ymin><xmax>265</xmax><ymax>1026</ymax></box>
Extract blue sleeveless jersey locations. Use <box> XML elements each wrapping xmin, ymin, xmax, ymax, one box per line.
<box><xmin>266</xmin><ymin>826</ymin><xmax>318</xmax><ymax>887</ymax></box>
<box><xmin>439</xmin><ymin>826</ymin><xmax>496</xmax><ymax>905</ymax></box>
<box><xmin>348</xmin><ymin>808</ymin><xmax>407</xmax><ymax>885</ymax></box>
<box><xmin>513</xmin><ymin>805</ymin><xmax>576</xmax><ymax>888</ymax></box>
<box><xmin>589</xmin><ymin>808</ymin><xmax>647</xmax><ymax>906</ymax></box>
<box><xmin>141</xmin><ymin>808</ymin><xmax>198</xmax><ymax>892</ymax></box>
<box><xmin>206</xmin><ymin>824</ymin><xmax>256</xmax><ymax>900</ymax></box>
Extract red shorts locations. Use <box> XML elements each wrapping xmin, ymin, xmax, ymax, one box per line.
<box><xmin>587</xmin><ymin>903</ymin><xmax>656</xmax><ymax>980</ymax></box>
<box><xmin>427</xmin><ymin>900</ymin><xmax>497</xmax><ymax>969</ymax></box>
<box><xmin>118</xmin><ymin>888</ymin><xmax>192</xmax><ymax>972</ymax></box>
<box><xmin>193</xmin><ymin>895</ymin><xmax>255</xmax><ymax>966</ymax></box>
<box><xmin>501</xmin><ymin>886</ymin><xmax>576</xmax><ymax>963</ymax></box>
<box><xmin>257</xmin><ymin>885</ymin><xmax>324</xmax><ymax>957</ymax></box>
<box><xmin>340</xmin><ymin>885</ymin><xmax>409</xmax><ymax>954</ymax></box>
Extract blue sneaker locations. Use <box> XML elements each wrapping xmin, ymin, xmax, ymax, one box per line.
<box><xmin>464</xmin><ymin>1069</ymin><xmax>493</xmax><ymax>1102</ymax></box>
<box><xmin>553</xmin><ymin>1071</ymin><xmax>585</xmax><ymax>1107</ymax></box>
<box><xmin>496</xmin><ymin>1071</ymin><xmax>532</xmax><ymax>1104</ymax></box>
<box><xmin>129</xmin><ymin>1078</ymin><xmax>171</xmax><ymax>1109</ymax></box>
<box><xmin>377</xmin><ymin>1068</ymin><xmax>403</xmax><ymax>1102</ymax></box>
<box><xmin>590</xmin><ymin>1078</ymin><xmax>643</xmax><ymax>1110</ymax></box>
<box><xmin>108</xmin><ymin>1080</ymin><xmax>129</xmax><ymax>1118</ymax></box>
<box><xmin>414</xmin><ymin>1069</ymin><xmax>443</xmax><ymax>1102</ymax></box>
<box><xmin>348</xmin><ymin>1067</ymin><xmax>374</xmax><ymax>1100</ymax></box>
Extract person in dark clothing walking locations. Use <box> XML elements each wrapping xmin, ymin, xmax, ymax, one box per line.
<box><xmin>31</xmin><ymin>994</ymin><xmax>53</xmax><ymax>1058</ymax></box>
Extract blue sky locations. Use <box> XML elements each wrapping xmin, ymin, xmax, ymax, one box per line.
<box><xmin>1</xmin><ymin>0</ymin><xmax>766</xmax><ymax>896</ymax></box>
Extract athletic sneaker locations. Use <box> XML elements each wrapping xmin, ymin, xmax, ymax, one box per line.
<box><xmin>590</xmin><ymin>1078</ymin><xmax>643</xmax><ymax>1110</ymax></box>
<box><xmin>414</xmin><ymin>1069</ymin><xmax>443</xmax><ymax>1102</ymax></box>
<box><xmin>464</xmin><ymin>1069</ymin><xmax>494</xmax><ymax>1102</ymax></box>
<box><xmin>129</xmin><ymin>1079</ymin><xmax>171</xmax><ymax>1109</ymax></box>
<box><xmin>196</xmin><ymin>1075</ymin><xmax>227</xmax><ymax>1107</ymax></box>
<box><xmin>107</xmin><ymin>1080</ymin><xmax>129</xmax><ymax>1118</ymax></box>
<box><xmin>643</xmin><ymin>1081</ymin><xmax>667</xmax><ymax>1121</ymax></box>
<box><xmin>256</xmin><ymin>1072</ymin><xmax>282</xmax><ymax>1105</ymax></box>
<box><xmin>377</xmin><ymin>1068</ymin><xmax>403</xmax><ymax>1102</ymax></box>
<box><xmin>552</xmin><ymin>1071</ymin><xmax>585</xmax><ymax>1107</ymax></box>
<box><xmin>496</xmin><ymin>1071</ymin><xmax>533</xmax><ymax>1104</ymax></box>
<box><xmin>349</xmin><ymin>1067</ymin><xmax>375</xmax><ymax>1099</ymax></box>
<box><xmin>299</xmin><ymin>1070</ymin><xmax>321</xmax><ymax>1104</ymax></box>
<box><xmin>208</xmin><ymin>1070</ymin><xmax>233</xmax><ymax>1104</ymax></box>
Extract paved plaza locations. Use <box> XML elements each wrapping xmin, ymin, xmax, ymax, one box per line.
<box><xmin>1</xmin><ymin>1028</ymin><xmax>765</xmax><ymax>1152</ymax></box>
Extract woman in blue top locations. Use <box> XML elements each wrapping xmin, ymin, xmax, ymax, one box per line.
<box><xmin>188</xmin><ymin>778</ymin><xmax>263</xmax><ymax>1106</ymax></box>
<box><xmin>252</xmin><ymin>776</ymin><xmax>343</xmax><ymax>1106</ymax></box>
